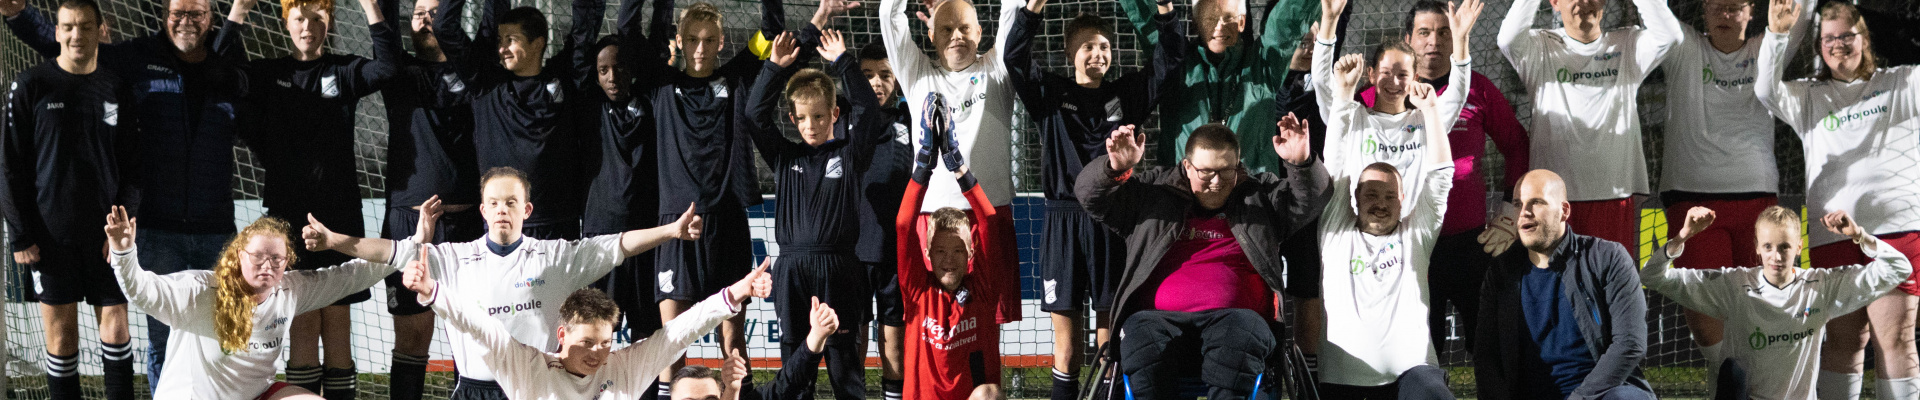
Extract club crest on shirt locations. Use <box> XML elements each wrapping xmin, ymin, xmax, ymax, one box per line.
<box><xmin>103</xmin><ymin>102</ymin><xmax>118</xmax><ymax>126</ymax></box>
<box><xmin>1043</xmin><ymin>279</ymin><xmax>1058</xmax><ymax>304</ymax></box>
<box><xmin>710</xmin><ymin>79</ymin><xmax>730</xmax><ymax>99</ymax></box>
<box><xmin>824</xmin><ymin>156</ymin><xmax>844</xmax><ymax>178</ymax></box>
<box><xmin>546</xmin><ymin>79</ymin><xmax>565</xmax><ymax>103</ymax></box>
<box><xmin>1105</xmin><ymin>98</ymin><xmax>1125</xmax><ymax>122</ymax></box>
<box><xmin>442</xmin><ymin>73</ymin><xmax>467</xmax><ymax>93</ymax></box>
<box><xmin>659</xmin><ymin>270</ymin><xmax>676</xmax><ymax>293</ymax></box>
<box><xmin>321</xmin><ymin>74</ymin><xmax>340</xmax><ymax>98</ymax></box>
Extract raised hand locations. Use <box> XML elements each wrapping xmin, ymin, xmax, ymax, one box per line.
<box><xmin>1332</xmin><ymin>54</ymin><xmax>1366</xmax><ymax>95</ymax></box>
<box><xmin>1676</xmin><ymin>207</ymin><xmax>1717</xmax><ymax>242</ymax></box>
<box><xmin>769</xmin><ymin>32</ymin><xmax>800</xmax><ymax>67</ymax></box>
<box><xmin>1317</xmin><ymin>0</ymin><xmax>1347</xmax><ymax>39</ymax></box>
<box><xmin>721</xmin><ymin>349</ymin><xmax>749</xmax><ymax>400</ymax></box>
<box><xmin>670</xmin><ymin>203</ymin><xmax>705</xmax><ymax>240</ymax></box>
<box><xmin>1446</xmin><ymin>0</ymin><xmax>1484</xmax><ymax>59</ymax></box>
<box><xmin>103</xmin><ymin>206</ymin><xmax>137</xmax><ymax>253</ymax></box>
<box><xmin>1478</xmin><ymin>203</ymin><xmax>1517</xmax><ymax>256</ymax></box>
<box><xmin>728</xmin><ymin>257</ymin><xmax>775</xmax><ymax>305</ymax></box>
<box><xmin>227</xmin><ymin>0</ymin><xmax>259</xmax><ymax>24</ymax></box>
<box><xmin>1105</xmin><ymin>124</ymin><xmax>1145</xmax><ymax>172</ymax></box>
<box><xmin>0</xmin><ymin>0</ymin><xmax>26</xmax><ymax>18</ymax></box>
<box><xmin>1824</xmin><ymin>210</ymin><xmax>1868</xmax><ymax>242</ymax></box>
<box><xmin>942</xmin><ymin>118</ymin><xmax>966</xmax><ymax>173</ymax></box>
<box><xmin>819</xmin><ymin>29</ymin><xmax>848</xmax><ymax>62</ymax></box>
<box><xmin>1406</xmin><ymin>82</ymin><xmax>1438</xmax><ymax>112</ymax></box>
<box><xmin>302</xmin><ymin>214</ymin><xmax>341</xmax><ymax>251</ymax></box>
<box><xmin>1274</xmin><ymin>113</ymin><xmax>1312</xmax><ymax>165</ymax></box>
<box><xmin>805</xmin><ymin>297</ymin><xmax>840</xmax><ymax>352</ymax></box>
<box><xmin>416</xmin><ymin>195</ymin><xmax>443</xmax><ymax>242</ymax></box>
<box><xmin>402</xmin><ymin>244</ymin><xmax>435</xmax><ymax>300</ymax></box>
<box><xmin>1768</xmin><ymin>0</ymin><xmax>1800</xmax><ymax>34</ymax></box>
<box><xmin>914</xmin><ymin>0</ymin><xmax>937</xmax><ymax>27</ymax></box>
<box><xmin>812</xmin><ymin>0</ymin><xmax>863</xmax><ymax>27</ymax></box>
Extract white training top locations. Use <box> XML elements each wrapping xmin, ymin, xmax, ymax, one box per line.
<box><xmin>421</xmin><ymin>235</ymin><xmax>628</xmax><ymax>382</ymax></box>
<box><xmin>1497</xmin><ymin>0</ymin><xmax>1679</xmax><ymax>201</ymax></box>
<box><xmin>1315</xmin><ymin>153</ymin><xmax>1454</xmax><ymax>387</ymax></box>
<box><xmin>109</xmin><ymin>244</ymin><xmax>408</xmax><ymax>399</ymax></box>
<box><xmin>1756</xmin><ymin>30</ymin><xmax>1920</xmax><ymax>247</ymax></box>
<box><xmin>1641</xmin><ymin>237</ymin><xmax>1911</xmax><ymax>400</ymax></box>
<box><xmin>1657</xmin><ymin>26</ymin><xmax>1778</xmax><ymax>195</ymax></box>
<box><xmin>1313</xmin><ymin>38</ymin><xmax>1471</xmax><ymax>213</ymax></box>
<box><xmin>881</xmin><ymin>0</ymin><xmax>1019</xmax><ymax>211</ymax></box>
<box><xmin>429</xmin><ymin>285</ymin><xmax>740</xmax><ymax>400</ymax></box>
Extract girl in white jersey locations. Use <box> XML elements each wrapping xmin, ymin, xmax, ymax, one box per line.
<box><xmin>1756</xmin><ymin>1</ymin><xmax>1920</xmax><ymax>397</ymax></box>
<box><xmin>100</xmin><ymin>206</ymin><xmax>417</xmax><ymax>400</ymax></box>
<box><xmin>1311</xmin><ymin>0</ymin><xmax>1473</xmax><ymax>200</ymax></box>
<box><xmin>1644</xmin><ymin>206</ymin><xmax>1911</xmax><ymax>400</ymax></box>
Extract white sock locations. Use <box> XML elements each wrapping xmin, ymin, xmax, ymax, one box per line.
<box><xmin>1877</xmin><ymin>377</ymin><xmax>1916</xmax><ymax>400</ymax></box>
<box><xmin>1701</xmin><ymin>343</ymin><xmax>1724</xmax><ymax>397</ymax></box>
<box><xmin>1819</xmin><ymin>371</ymin><xmax>1863</xmax><ymax>400</ymax></box>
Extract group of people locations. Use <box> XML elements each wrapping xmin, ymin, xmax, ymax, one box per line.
<box><xmin>1</xmin><ymin>0</ymin><xmax>1918</xmax><ymax>397</ymax></box>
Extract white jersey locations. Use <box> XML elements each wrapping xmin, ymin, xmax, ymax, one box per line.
<box><xmin>1658</xmin><ymin>27</ymin><xmax>1778</xmax><ymax>194</ymax></box>
<box><xmin>108</xmin><ymin>244</ymin><xmax>408</xmax><ymax>399</ymax></box>
<box><xmin>1313</xmin><ymin>38</ymin><xmax>1471</xmax><ymax>210</ymax></box>
<box><xmin>429</xmin><ymin>286</ymin><xmax>740</xmax><ymax>400</ymax></box>
<box><xmin>421</xmin><ymin>235</ymin><xmax>628</xmax><ymax>381</ymax></box>
<box><xmin>1641</xmin><ymin>237</ymin><xmax>1911</xmax><ymax>400</ymax></box>
<box><xmin>881</xmin><ymin>0</ymin><xmax>1018</xmax><ymax>211</ymax></box>
<box><xmin>1756</xmin><ymin>29</ymin><xmax>1920</xmax><ymax>247</ymax></box>
<box><xmin>1315</xmin><ymin>154</ymin><xmax>1454</xmax><ymax>387</ymax></box>
<box><xmin>1497</xmin><ymin>0</ymin><xmax>1679</xmax><ymax>201</ymax></box>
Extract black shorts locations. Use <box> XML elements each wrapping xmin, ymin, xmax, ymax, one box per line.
<box><xmin>653</xmin><ymin>206</ymin><xmax>752</xmax><ymax>302</ymax></box>
<box><xmin>586</xmin><ymin>240</ymin><xmax>663</xmax><ymax>335</ymax></box>
<box><xmin>278</xmin><ymin>210</ymin><xmax>369</xmax><ymax>306</ymax></box>
<box><xmin>382</xmin><ymin>207</ymin><xmax>486</xmax><ymax>316</ymax></box>
<box><xmin>865</xmin><ymin>261</ymin><xmax>904</xmax><ymax>327</ymax></box>
<box><xmin>28</xmin><ymin>242</ymin><xmax>127</xmax><ymax>307</ymax></box>
<box><xmin>1280</xmin><ymin>216</ymin><xmax>1322</xmax><ymax>299</ymax></box>
<box><xmin>772</xmin><ymin>252</ymin><xmax>873</xmax><ymax>343</ymax></box>
<box><xmin>1040</xmin><ymin>202</ymin><xmax>1123</xmax><ymax>313</ymax></box>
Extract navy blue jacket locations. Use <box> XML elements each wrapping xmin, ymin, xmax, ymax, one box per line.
<box><xmin>1475</xmin><ymin>232</ymin><xmax>1651</xmax><ymax>400</ymax></box>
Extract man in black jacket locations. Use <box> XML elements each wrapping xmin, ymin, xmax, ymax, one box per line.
<box><xmin>1075</xmin><ymin>119</ymin><xmax>1327</xmax><ymax>400</ymax></box>
<box><xmin>1473</xmin><ymin>169</ymin><xmax>1651</xmax><ymax>400</ymax></box>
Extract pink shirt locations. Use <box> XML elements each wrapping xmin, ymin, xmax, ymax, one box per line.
<box><xmin>1361</xmin><ymin>72</ymin><xmax>1530</xmax><ymax>236</ymax></box>
<box><xmin>1144</xmin><ymin>213</ymin><xmax>1273</xmax><ymax>318</ymax></box>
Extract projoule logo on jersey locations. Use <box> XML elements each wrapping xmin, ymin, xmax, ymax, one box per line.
<box><xmin>512</xmin><ymin>277</ymin><xmax>547</xmax><ymax>288</ymax></box>
<box><xmin>1363</xmin><ymin>133</ymin><xmax>1423</xmax><ymax>155</ymax></box>
<box><xmin>1747</xmin><ymin>327</ymin><xmax>1817</xmax><ymax>350</ymax></box>
<box><xmin>1557</xmin><ymin>68</ymin><xmax>1620</xmax><ymax>83</ymax></box>
<box><xmin>1591</xmin><ymin>51</ymin><xmax>1621</xmax><ymax>61</ymax></box>
<box><xmin>1821</xmin><ymin>105</ymin><xmax>1889</xmax><ymax>131</ymax></box>
<box><xmin>487</xmin><ymin>299</ymin><xmax>543</xmax><ymax>316</ymax></box>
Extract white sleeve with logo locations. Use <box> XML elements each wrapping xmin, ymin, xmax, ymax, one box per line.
<box><xmin>546</xmin><ymin>234</ymin><xmax>627</xmax><ymax>291</ymax></box>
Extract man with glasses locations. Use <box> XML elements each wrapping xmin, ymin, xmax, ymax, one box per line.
<box><xmin>1075</xmin><ymin>120</ymin><xmax>1328</xmax><ymax>399</ymax></box>
<box><xmin>2</xmin><ymin>0</ymin><xmax>255</xmax><ymax>389</ymax></box>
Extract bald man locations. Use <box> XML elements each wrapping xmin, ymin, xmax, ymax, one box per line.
<box><xmin>1470</xmin><ymin>170</ymin><xmax>1652</xmax><ymax>400</ymax></box>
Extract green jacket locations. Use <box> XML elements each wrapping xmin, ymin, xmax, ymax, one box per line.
<box><xmin>1121</xmin><ymin>0</ymin><xmax>1317</xmax><ymax>173</ymax></box>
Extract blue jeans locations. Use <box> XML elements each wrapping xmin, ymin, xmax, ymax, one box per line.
<box><xmin>134</xmin><ymin>228</ymin><xmax>230</xmax><ymax>392</ymax></box>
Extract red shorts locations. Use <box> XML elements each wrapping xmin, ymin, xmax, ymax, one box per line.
<box><xmin>1569</xmin><ymin>198</ymin><xmax>1640</xmax><ymax>260</ymax></box>
<box><xmin>255</xmin><ymin>382</ymin><xmax>295</xmax><ymax>400</ymax></box>
<box><xmin>1663</xmin><ymin>196</ymin><xmax>1778</xmax><ymax>269</ymax></box>
<box><xmin>1811</xmin><ymin>231</ymin><xmax>1920</xmax><ymax>296</ymax></box>
<box><xmin>914</xmin><ymin>205</ymin><xmax>1019</xmax><ymax>324</ymax></box>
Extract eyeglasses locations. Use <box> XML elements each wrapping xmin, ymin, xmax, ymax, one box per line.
<box><xmin>167</xmin><ymin>10</ymin><xmax>209</xmax><ymax>21</ymax></box>
<box><xmin>1821</xmin><ymin>32</ymin><xmax>1860</xmax><ymax>48</ymax></box>
<box><xmin>244</xmin><ymin>251</ymin><xmax>288</xmax><ymax>266</ymax></box>
<box><xmin>1702</xmin><ymin>2</ymin><xmax>1750</xmax><ymax>15</ymax></box>
<box><xmin>1185</xmin><ymin>162</ymin><xmax>1240</xmax><ymax>182</ymax></box>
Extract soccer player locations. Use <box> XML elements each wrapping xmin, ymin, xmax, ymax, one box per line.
<box><xmin>374</xmin><ymin>0</ymin><xmax>484</xmax><ymax>397</ymax></box>
<box><xmin>1</xmin><ymin>0</ymin><xmax>252</xmax><ymax>387</ymax></box>
<box><xmin>852</xmin><ymin>37</ymin><xmax>914</xmax><ymax>400</ymax></box>
<box><xmin>398</xmin><ymin>246</ymin><xmax>772</xmax><ymax>400</ymax></box>
<box><xmin>222</xmin><ymin>0</ymin><xmax>401</xmax><ymax>395</ymax></box>
<box><xmin>1312</xmin><ymin>0</ymin><xmax>1475</xmax><ymax>199</ymax></box>
<box><xmin>304</xmin><ymin>167</ymin><xmax>705</xmax><ymax>400</ymax></box>
<box><xmin>1756</xmin><ymin>0</ymin><xmax>1920</xmax><ymax>397</ymax></box>
<box><xmin>1472</xmin><ymin>170</ymin><xmax>1652</xmax><ymax>399</ymax></box>
<box><xmin>896</xmin><ymin>94</ymin><xmax>1010</xmax><ymax>400</ymax></box>
<box><xmin>1116</xmin><ymin>0</ymin><xmax>1314</xmax><ymax>173</ymax></box>
<box><xmin>745</xmin><ymin>27</ymin><xmax>888</xmax><ymax>400</ymax></box>
<box><xmin>1003</xmin><ymin>0</ymin><xmax>1183</xmax><ymax>396</ymax></box>
<box><xmin>879</xmin><ymin>0</ymin><xmax>1022</xmax><ymax>325</ymax></box>
<box><xmin>1495</xmin><ymin>0</ymin><xmax>1680</xmax><ymax>260</ymax></box>
<box><xmin>577</xmin><ymin>0</ymin><xmax>669</xmax><ymax>347</ymax></box>
<box><xmin>101</xmin><ymin>207</ymin><xmax>414</xmax><ymax>399</ymax></box>
<box><xmin>0</xmin><ymin>1</ymin><xmax>135</xmax><ymax>398</ymax></box>
<box><xmin>673</xmin><ymin>299</ymin><xmax>853</xmax><ymax>400</ymax></box>
<box><xmin>1644</xmin><ymin>206</ymin><xmax>1912</xmax><ymax>400</ymax></box>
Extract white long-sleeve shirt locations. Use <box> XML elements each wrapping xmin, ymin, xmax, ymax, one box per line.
<box><xmin>1497</xmin><ymin>0</ymin><xmax>1680</xmax><ymax>201</ymax></box>
<box><xmin>881</xmin><ymin>0</ymin><xmax>1018</xmax><ymax>211</ymax></box>
<box><xmin>108</xmin><ymin>244</ymin><xmax>410</xmax><ymax>399</ymax></box>
<box><xmin>1641</xmin><ymin>237</ymin><xmax>1911</xmax><ymax>400</ymax></box>
<box><xmin>428</xmin><ymin>286</ymin><xmax>741</xmax><ymax>400</ymax></box>
<box><xmin>420</xmin><ymin>235</ymin><xmax>628</xmax><ymax>381</ymax></box>
<box><xmin>1756</xmin><ymin>29</ymin><xmax>1920</xmax><ymax>247</ymax></box>
<box><xmin>1657</xmin><ymin>26</ymin><xmax>1778</xmax><ymax>195</ymax></box>
<box><xmin>1315</xmin><ymin>152</ymin><xmax>1454</xmax><ymax>387</ymax></box>
<box><xmin>1313</xmin><ymin>38</ymin><xmax>1471</xmax><ymax>212</ymax></box>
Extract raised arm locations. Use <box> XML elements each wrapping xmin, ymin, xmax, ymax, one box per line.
<box><xmin>1496</xmin><ymin>0</ymin><xmax>1543</xmax><ymax>68</ymax></box>
<box><xmin>714</xmin><ymin>0</ymin><xmax>789</xmax><ymax>78</ymax></box>
<box><xmin>1263</xmin><ymin>114</ymin><xmax>1332</xmax><ymax>238</ymax></box>
<box><xmin>619</xmin><ymin>204</ymin><xmax>703</xmax><ymax>258</ymax></box>
<box><xmin>103</xmin><ymin>207</ymin><xmax>206</xmax><ymax>325</ymax></box>
<box><xmin>288</xmin><ymin>246</ymin><xmax>410</xmax><ymax>314</ymax></box>
<box><xmin>1641</xmin><ymin>207</ymin><xmax>1735</xmax><ymax>317</ymax></box>
<box><xmin>425</xmin><ymin>280</ymin><xmax>554</xmax><ymax>394</ymax></box>
<box><xmin>1002</xmin><ymin>5</ymin><xmax>1048</xmax><ymax>113</ymax></box>
<box><xmin>567</xmin><ymin>0</ymin><xmax>608</xmax><ymax>92</ymax></box>
<box><xmin>436</xmin><ymin>0</ymin><xmax>511</xmax><ymax>83</ymax></box>
<box><xmin>1141</xmin><ymin>5</ymin><xmax>1185</xmax><ymax>111</ymax></box>
<box><xmin>1</xmin><ymin>4</ymin><xmax>58</xmax><ymax>60</ymax></box>
<box><xmin>825</xmin><ymin>30</ymin><xmax>886</xmax><ymax>156</ymax></box>
<box><xmin>1426</xmin><ymin>0</ymin><xmax>1479</xmax><ymax>138</ymax></box>
<box><xmin>1573</xmin><ymin>243</ymin><xmax>1649</xmax><ymax>397</ymax></box>
<box><xmin>1</xmin><ymin>77</ymin><xmax>46</xmax><ymax>255</ymax></box>
<box><xmin>340</xmin><ymin>0</ymin><xmax>404</xmax><ymax>98</ymax></box>
<box><xmin>1818</xmin><ymin>211</ymin><xmax>1915</xmax><ymax>314</ymax></box>
<box><xmin>1626</xmin><ymin>0</ymin><xmax>1682</xmax><ymax>78</ymax></box>
<box><xmin>1074</xmin><ymin>126</ymin><xmax>1151</xmax><ymax>234</ymax></box>
<box><xmin>1756</xmin><ymin>0</ymin><xmax>1809</xmax><ymax>133</ymax></box>
<box><xmin>879</xmin><ymin>0</ymin><xmax>933</xmax><ymax>89</ymax></box>
<box><xmin>609</xmin><ymin>289</ymin><xmax>750</xmax><ymax>380</ymax></box>
<box><xmin>1114</xmin><ymin>0</ymin><xmax>1157</xmax><ymax>42</ymax></box>
<box><xmin>301</xmin><ymin>214</ymin><xmax>402</xmax><ymax>264</ymax></box>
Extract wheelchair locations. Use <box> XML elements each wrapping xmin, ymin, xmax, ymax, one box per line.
<box><xmin>1079</xmin><ymin>320</ymin><xmax>1319</xmax><ymax>400</ymax></box>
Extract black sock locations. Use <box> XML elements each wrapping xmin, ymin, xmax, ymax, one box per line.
<box><xmin>323</xmin><ymin>367</ymin><xmax>358</xmax><ymax>400</ymax></box>
<box><xmin>389</xmin><ymin>353</ymin><xmax>429</xmax><ymax>400</ymax></box>
<box><xmin>883</xmin><ymin>378</ymin><xmax>904</xmax><ymax>400</ymax></box>
<box><xmin>1051</xmin><ymin>368</ymin><xmax>1079</xmax><ymax>400</ymax></box>
<box><xmin>102</xmin><ymin>341</ymin><xmax>135</xmax><ymax>400</ymax></box>
<box><xmin>286</xmin><ymin>365</ymin><xmax>324</xmax><ymax>395</ymax></box>
<box><xmin>44</xmin><ymin>351</ymin><xmax>80</xmax><ymax>400</ymax></box>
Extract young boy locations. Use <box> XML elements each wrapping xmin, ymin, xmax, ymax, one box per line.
<box><xmin>577</xmin><ymin>0</ymin><xmax>670</xmax><ymax>344</ymax></box>
<box><xmin>853</xmin><ymin>39</ymin><xmax>914</xmax><ymax>399</ymax></box>
<box><xmin>306</xmin><ymin>167</ymin><xmax>704</xmax><ymax>400</ymax></box>
<box><xmin>1002</xmin><ymin>0</ymin><xmax>1183</xmax><ymax>396</ymax></box>
<box><xmin>746</xmin><ymin>27</ymin><xmax>887</xmax><ymax>399</ymax></box>
<box><xmin>896</xmin><ymin>94</ymin><xmax>1009</xmax><ymax>400</ymax></box>
<box><xmin>670</xmin><ymin>298</ymin><xmax>850</xmax><ymax>400</ymax></box>
<box><xmin>1643</xmin><ymin>207</ymin><xmax>1911</xmax><ymax>400</ymax></box>
<box><xmin>223</xmin><ymin>0</ymin><xmax>400</xmax><ymax>394</ymax></box>
<box><xmin>400</xmin><ymin>249</ymin><xmax>772</xmax><ymax>400</ymax></box>
<box><xmin>0</xmin><ymin>1</ymin><xmax>136</xmax><ymax>398</ymax></box>
<box><xmin>1496</xmin><ymin>0</ymin><xmax>1680</xmax><ymax>259</ymax></box>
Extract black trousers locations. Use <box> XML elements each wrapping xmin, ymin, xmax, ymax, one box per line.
<box><xmin>773</xmin><ymin>251</ymin><xmax>872</xmax><ymax>400</ymax></box>
<box><xmin>1714</xmin><ymin>359</ymin><xmax>1749</xmax><ymax>400</ymax></box>
<box><xmin>1315</xmin><ymin>365</ymin><xmax>1454</xmax><ymax>400</ymax></box>
<box><xmin>448</xmin><ymin>377</ymin><xmax>508</xmax><ymax>400</ymax></box>
<box><xmin>1119</xmin><ymin>309</ymin><xmax>1275</xmax><ymax>400</ymax></box>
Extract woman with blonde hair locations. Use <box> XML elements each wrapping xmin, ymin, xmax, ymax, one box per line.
<box><xmin>99</xmin><ymin>205</ymin><xmax>421</xmax><ymax>399</ymax></box>
<box><xmin>1757</xmin><ymin>0</ymin><xmax>1920</xmax><ymax>397</ymax></box>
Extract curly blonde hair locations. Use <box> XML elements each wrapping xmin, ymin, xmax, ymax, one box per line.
<box><xmin>214</xmin><ymin>217</ymin><xmax>299</xmax><ymax>354</ymax></box>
